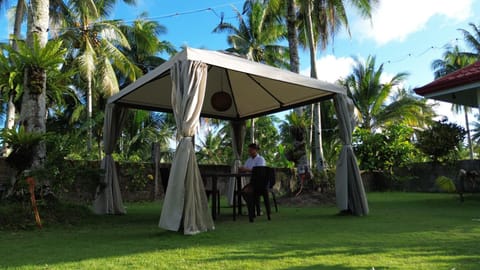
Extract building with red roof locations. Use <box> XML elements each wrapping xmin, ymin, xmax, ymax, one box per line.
<box><xmin>414</xmin><ymin>61</ymin><xmax>480</xmax><ymax>108</ymax></box>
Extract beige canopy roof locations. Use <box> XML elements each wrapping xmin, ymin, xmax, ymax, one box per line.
<box><xmin>108</xmin><ymin>47</ymin><xmax>346</xmax><ymax>120</ymax></box>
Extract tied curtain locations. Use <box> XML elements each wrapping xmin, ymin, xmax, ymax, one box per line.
<box><xmin>159</xmin><ymin>60</ymin><xmax>214</xmax><ymax>235</ymax></box>
<box><xmin>93</xmin><ymin>103</ymin><xmax>128</xmax><ymax>214</ymax></box>
<box><xmin>333</xmin><ymin>94</ymin><xmax>369</xmax><ymax>216</ymax></box>
<box><xmin>226</xmin><ymin>120</ymin><xmax>246</xmax><ymax>205</ymax></box>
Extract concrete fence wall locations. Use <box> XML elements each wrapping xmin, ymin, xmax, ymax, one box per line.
<box><xmin>6</xmin><ymin>157</ymin><xmax>476</xmax><ymax>200</ymax></box>
<box><xmin>0</xmin><ymin>157</ymin><xmax>296</xmax><ymax>202</ymax></box>
<box><xmin>362</xmin><ymin>160</ymin><xmax>480</xmax><ymax>192</ymax></box>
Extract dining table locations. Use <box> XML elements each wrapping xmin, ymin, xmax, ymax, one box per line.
<box><xmin>202</xmin><ymin>172</ymin><xmax>251</xmax><ymax>220</ymax></box>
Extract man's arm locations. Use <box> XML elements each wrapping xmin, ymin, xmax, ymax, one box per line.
<box><xmin>238</xmin><ymin>159</ymin><xmax>251</xmax><ymax>172</ymax></box>
<box><xmin>238</xmin><ymin>166</ymin><xmax>252</xmax><ymax>172</ymax></box>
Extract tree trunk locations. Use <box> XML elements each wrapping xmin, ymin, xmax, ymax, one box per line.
<box><xmin>286</xmin><ymin>0</ymin><xmax>310</xmax><ymax>173</ymax></box>
<box><xmin>250</xmin><ymin>118</ymin><xmax>255</xmax><ymax>143</ymax></box>
<box><xmin>87</xmin><ymin>74</ymin><xmax>93</xmax><ymax>153</ymax></box>
<box><xmin>313</xmin><ymin>103</ymin><xmax>324</xmax><ymax>170</ymax></box>
<box><xmin>308</xmin><ymin>104</ymin><xmax>314</xmax><ymax>167</ymax></box>
<box><xmin>287</xmin><ymin>0</ymin><xmax>299</xmax><ymax>74</ymax></box>
<box><xmin>464</xmin><ymin>107</ymin><xmax>474</xmax><ymax>160</ymax></box>
<box><xmin>11</xmin><ymin>0</ymin><xmax>25</xmax><ymax>51</ymax></box>
<box><xmin>19</xmin><ymin>0</ymin><xmax>49</xmax><ymax>169</ymax></box>
<box><xmin>2</xmin><ymin>0</ymin><xmax>26</xmax><ymax>156</ymax></box>
<box><xmin>305</xmin><ymin>0</ymin><xmax>324</xmax><ymax>172</ymax></box>
<box><xmin>2</xmin><ymin>95</ymin><xmax>16</xmax><ymax>156</ymax></box>
<box><xmin>5</xmin><ymin>94</ymin><xmax>16</xmax><ymax>130</ymax></box>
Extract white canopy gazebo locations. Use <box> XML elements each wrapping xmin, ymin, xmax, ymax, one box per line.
<box><xmin>94</xmin><ymin>47</ymin><xmax>369</xmax><ymax>235</ymax></box>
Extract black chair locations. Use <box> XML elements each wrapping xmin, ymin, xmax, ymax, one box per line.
<box><xmin>243</xmin><ymin>166</ymin><xmax>276</xmax><ymax>222</ymax></box>
<box><xmin>268</xmin><ymin>188</ymin><xmax>278</xmax><ymax>213</ymax></box>
<box><xmin>159</xmin><ymin>167</ymin><xmax>170</xmax><ymax>193</ymax></box>
<box><xmin>255</xmin><ymin>168</ymin><xmax>278</xmax><ymax>214</ymax></box>
<box><xmin>267</xmin><ymin>169</ymin><xmax>278</xmax><ymax>213</ymax></box>
<box><xmin>205</xmin><ymin>189</ymin><xmax>221</xmax><ymax>216</ymax></box>
<box><xmin>201</xmin><ymin>175</ymin><xmax>221</xmax><ymax>216</ymax></box>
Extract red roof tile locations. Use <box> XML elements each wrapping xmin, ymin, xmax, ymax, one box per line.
<box><xmin>414</xmin><ymin>61</ymin><xmax>480</xmax><ymax>96</ymax></box>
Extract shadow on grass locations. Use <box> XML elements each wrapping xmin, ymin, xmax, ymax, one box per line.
<box><xmin>0</xmin><ymin>193</ymin><xmax>479</xmax><ymax>269</ymax></box>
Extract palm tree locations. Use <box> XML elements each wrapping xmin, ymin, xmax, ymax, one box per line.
<box><xmin>59</xmin><ymin>0</ymin><xmax>142</xmax><ymax>152</ymax></box>
<box><xmin>296</xmin><ymin>0</ymin><xmax>377</xmax><ymax>171</ymax></box>
<box><xmin>119</xmin><ymin>111</ymin><xmax>175</xmax><ymax>162</ymax></box>
<box><xmin>432</xmin><ymin>45</ymin><xmax>476</xmax><ymax>77</ymax></box>
<box><xmin>1</xmin><ymin>0</ymin><xmax>66</xmax><ymax>134</ymax></box>
<box><xmin>458</xmin><ymin>23</ymin><xmax>480</xmax><ymax>60</ymax></box>
<box><xmin>214</xmin><ymin>2</ymin><xmax>289</xmax><ymax>68</ymax></box>
<box><xmin>471</xmin><ymin>116</ymin><xmax>480</xmax><ymax>145</ymax></box>
<box><xmin>114</xmin><ymin>15</ymin><xmax>178</xmax><ymax>162</ymax></box>
<box><xmin>279</xmin><ymin>111</ymin><xmax>310</xmax><ymax>167</ymax></box>
<box><xmin>0</xmin><ymin>0</ymin><xmax>26</xmax><ymax>154</ymax></box>
<box><xmin>118</xmin><ymin>13</ymin><xmax>176</xmax><ymax>85</ymax></box>
<box><xmin>432</xmin><ymin>45</ymin><xmax>476</xmax><ymax>159</ymax></box>
<box><xmin>214</xmin><ymin>1</ymin><xmax>289</xmax><ymax>145</ymax></box>
<box><xmin>244</xmin><ymin>115</ymin><xmax>281</xmax><ymax>164</ymax></box>
<box><xmin>0</xmin><ymin>45</ymin><xmax>23</xmax><ymax>137</ymax></box>
<box><xmin>196</xmin><ymin>130</ymin><xmax>231</xmax><ymax>165</ymax></box>
<box><xmin>343</xmin><ymin>56</ymin><xmax>434</xmax><ymax>131</ymax></box>
<box><xmin>18</xmin><ymin>0</ymin><xmax>50</xmax><ymax>168</ymax></box>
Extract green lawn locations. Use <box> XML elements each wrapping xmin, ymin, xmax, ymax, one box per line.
<box><xmin>1</xmin><ymin>193</ymin><xmax>479</xmax><ymax>270</ymax></box>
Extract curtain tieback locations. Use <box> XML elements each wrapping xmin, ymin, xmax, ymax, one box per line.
<box><xmin>177</xmin><ymin>136</ymin><xmax>193</xmax><ymax>141</ymax></box>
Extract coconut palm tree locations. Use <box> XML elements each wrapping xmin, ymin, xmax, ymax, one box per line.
<box><xmin>432</xmin><ymin>45</ymin><xmax>477</xmax><ymax>159</ymax></box>
<box><xmin>0</xmin><ymin>0</ymin><xmax>26</xmax><ymax>152</ymax></box>
<box><xmin>243</xmin><ymin>0</ymin><xmax>299</xmax><ymax>71</ymax></box>
<box><xmin>17</xmin><ymin>0</ymin><xmax>50</xmax><ymax>168</ymax></box>
<box><xmin>458</xmin><ymin>23</ymin><xmax>480</xmax><ymax>60</ymax></box>
<box><xmin>0</xmin><ymin>45</ymin><xmax>23</xmax><ymax>124</ymax></box>
<box><xmin>297</xmin><ymin>0</ymin><xmax>377</xmax><ymax>171</ymax></box>
<box><xmin>213</xmin><ymin>1</ymin><xmax>289</xmax><ymax>68</ymax></box>
<box><xmin>432</xmin><ymin>45</ymin><xmax>476</xmax><ymax>78</ymax></box>
<box><xmin>214</xmin><ymin>1</ymin><xmax>288</xmax><ymax>145</ymax></box>
<box><xmin>114</xmin><ymin>15</ymin><xmax>178</xmax><ymax>162</ymax></box>
<box><xmin>196</xmin><ymin>130</ymin><xmax>231</xmax><ymax>165</ymax></box>
<box><xmin>118</xmin><ymin>13</ymin><xmax>176</xmax><ymax>85</ymax></box>
<box><xmin>1</xmin><ymin>0</ymin><xmax>68</xmax><ymax>135</ymax></box>
<box><xmin>343</xmin><ymin>56</ymin><xmax>434</xmax><ymax>131</ymax></box>
<box><xmin>471</xmin><ymin>116</ymin><xmax>480</xmax><ymax>145</ymax></box>
<box><xmin>59</xmin><ymin>0</ymin><xmax>142</xmax><ymax>152</ymax></box>
<box><xmin>118</xmin><ymin>110</ymin><xmax>175</xmax><ymax>162</ymax></box>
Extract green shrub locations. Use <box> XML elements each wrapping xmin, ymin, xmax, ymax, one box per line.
<box><xmin>416</xmin><ymin>119</ymin><xmax>466</xmax><ymax>162</ymax></box>
<box><xmin>1</xmin><ymin>127</ymin><xmax>48</xmax><ymax>171</ymax></box>
<box><xmin>435</xmin><ymin>176</ymin><xmax>456</xmax><ymax>193</ymax></box>
<box><xmin>353</xmin><ymin>124</ymin><xmax>422</xmax><ymax>172</ymax></box>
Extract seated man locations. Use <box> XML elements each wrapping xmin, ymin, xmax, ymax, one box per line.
<box><xmin>239</xmin><ymin>144</ymin><xmax>266</xmax><ymax>220</ymax></box>
<box><xmin>239</xmin><ymin>143</ymin><xmax>266</xmax><ymax>173</ymax></box>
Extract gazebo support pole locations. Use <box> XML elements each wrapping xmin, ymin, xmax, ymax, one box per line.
<box><xmin>464</xmin><ymin>107</ymin><xmax>474</xmax><ymax>160</ymax></box>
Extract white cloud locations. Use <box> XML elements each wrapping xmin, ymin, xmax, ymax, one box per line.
<box><xmin>301</xmin><ymin>55</ymin><xmax>355</xmax><ymax>83</ymax></box>
<box><xmin>381</xmin><ymin>72</ymin><xmax>407</xmax><ymax>92</ymax></box>
<box><xmin>355</xmin><ymin>0</ymin><xmax>473</xmax><ymax>45</ymax></box>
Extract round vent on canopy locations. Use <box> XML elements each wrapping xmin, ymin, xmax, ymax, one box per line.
<box><xmin>211</xmin><ymin>91</ymin><xmax>232</xmax><ymax>112</ymax></box>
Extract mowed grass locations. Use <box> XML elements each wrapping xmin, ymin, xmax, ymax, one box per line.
<box><xmin>1</xmin><ymin>193</ymin><xmax>479</xmax><ymax>270</ymax></box>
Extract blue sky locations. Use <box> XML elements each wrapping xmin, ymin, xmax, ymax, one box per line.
<box><xmin>1</xmin><ymin>0</ymin><xmax>480</xmax><ymax>125</ymax></box>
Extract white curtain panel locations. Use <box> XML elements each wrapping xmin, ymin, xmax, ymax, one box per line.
<box><xmin>159</xmin><ymin>60</ymin><xmax>214</xmax><ymax>235</ymax></box>
<box><xmin>334</xmin><ymin>94</ymin><xmax>369</xmax><ymax>216</ymax></box>
<box><xmin>93</xmin><ymin>103</ymin><xmax>128</xmax><ymax>214</ymax></box>
<box><xmin>226</xmin><ymin>120</ymin><xmax>246</xmax><ymax>205</ymax></box>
